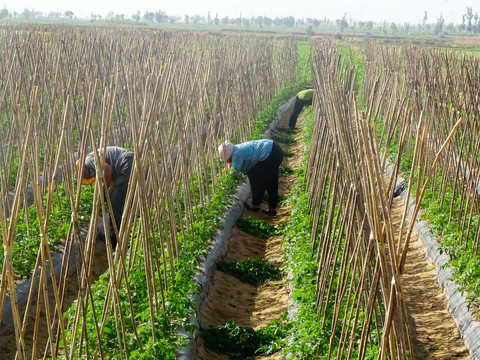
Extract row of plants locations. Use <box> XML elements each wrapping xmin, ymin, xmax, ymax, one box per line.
<box><xmin>423</xmin><ymin>179</ymin><xmax>480</xmax><ymax>309</ymax></box>
<box><xmin>383</xmin><ymin>127</ymin><xmax>480</xmax><ymax>310</ymax></box>
<box><xmin>285</xmin><ymin>40</ymin><xmax>428</xmax><ymax>358</ymax></box>
<box><xmin>61</xmin><ymin>173</ymin><xmax>243</xmax><ymax>359</ymax></box>
<box><xmin>281</xmin><ymin>109</ymin><xmax>327</xmax><ymax>358</ymax></box>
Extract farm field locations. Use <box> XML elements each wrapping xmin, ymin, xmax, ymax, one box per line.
<box><xmin>0</xmin><ymin>22</ymin><xmax>479</xmax><ymax>359</ymax></box>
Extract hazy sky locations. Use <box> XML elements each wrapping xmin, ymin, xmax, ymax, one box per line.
<box><xmin>1</xmin><ymin>0</ymin><xmax>477</xmax><ymax>25</ymax></box>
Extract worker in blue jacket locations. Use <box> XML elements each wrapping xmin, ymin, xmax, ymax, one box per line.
<box><xmin>218</xmin><ymin>139</ymin><xmax>283</xmax><ymax>216</ymax></box>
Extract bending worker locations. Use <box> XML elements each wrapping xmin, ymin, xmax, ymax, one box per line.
<box><xmin>218</xmin><ymin>139</ymin><xmax>283</xmax><ymax>216</ymax></box>
<box><xmin>289</xmin><ymin>88</ymin><xmax>314</xmax><ymax>129</ymax></box>
<box><xmin>77</xmin><ymin>146</ymin><xmax>134</xmax><ymax>248</ymax></box>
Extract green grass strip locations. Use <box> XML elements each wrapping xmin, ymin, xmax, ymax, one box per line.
<box><xmin>202</xmin><ymin>319</ymin><xmax>288</xmax><ymax>359</ymax></box>
<box><xmin>272</xmin><ymin>135</ymin><xmax>297</xmax><ymax>145</ymax></box>
<box><xmin>279</xmin><ymin>166</ymin><xmax>295</xmax><ymax>177</ymax></box>
<box><xmin>217</xmin><ymin>258</ymin><xmax>283</xmax><ymax>286</ymax></box>
<box><xmin>236</xmin><ymin>216</ymin><xmax>278</xmax><ymax>239</ymax></box>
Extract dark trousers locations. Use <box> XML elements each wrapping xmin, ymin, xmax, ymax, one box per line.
<box><xmin>248</xmin><ymin>141</ymin><xmax>284</xmax><ymax>210</ymax></box>
<box><xmin>109</xmin><ymin>156</ymin><xmax>134</xmax><ymax>248</ymax></box>
<box><xmin>288</xmin><ymin>96</ymin><xmax>312</xmax><ymax>128</ymax></box>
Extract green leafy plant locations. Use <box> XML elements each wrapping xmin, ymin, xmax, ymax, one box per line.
<box><xmin>217</xmin><ymin>258</ymin><xmax>283</xmax><ymax>286</ymax></box>
<box><xmin>272</xmin><ymin>135</ymin><xmax>297</xmax><ymax>145</ymax></box>
<box><xmin>279</xmin><ymin>166</ymin><xmax>295</xmax><ymax>177</ymax></box>
<box><xmin>202</xmin><ymin>319</ymin><xmax>287</xmax><ymax>359</ymax></box>
<box><xmin>283</xmin><ymin>186</ymin><xmax>326</xmax><ymax>358</ymax></box>
<box><xmin>282</xmin><ymin>149</ymin><xmax>295</xmax><ymax>157</ymax></box>
<box><xmin>277</xmin><ymin>127</ymin><xmax>298</xmax><ymax>135</ymax></box>
<box><xmin>236</xmin><ymin>216</ymin><xmax>278</xmax><ymax>239</ymax></box>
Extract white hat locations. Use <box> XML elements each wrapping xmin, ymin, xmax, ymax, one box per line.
<box><xmin>218</xmin><ymin>141</ymin><xmax>234</xmax><ymax>162</ymax></box>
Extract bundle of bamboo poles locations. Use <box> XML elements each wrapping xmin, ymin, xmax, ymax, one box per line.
<box><xmin>0</xmin><ymin>24</ymin><xmax>299</xmax><ymax>358</ymax></box>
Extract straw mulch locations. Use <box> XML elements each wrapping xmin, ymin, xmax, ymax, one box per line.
<box><xmin>397</xmin><ymin>196</ymin><xmax>470</xmax><ymax>359</ymax></box>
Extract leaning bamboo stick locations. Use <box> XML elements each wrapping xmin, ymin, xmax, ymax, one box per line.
<box><xmin>399</xmin><ymin>117</ymin><xmax>463</xmax><ymax>273</ymax></box>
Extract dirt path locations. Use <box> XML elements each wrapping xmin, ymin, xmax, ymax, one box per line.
<box><xmin>382</xmin><ymin>174</ymin><xmax>468</xmax><ymax>359</ymax></box>
<box><xmin>196</xmin><ymin>116</ymin><xmax>303</xmax><ymax>359</ymax></box>
<box><xmin>396</xmin><ymin>193</ymin><xmax>471</xmax><ymax>359</ymax></box>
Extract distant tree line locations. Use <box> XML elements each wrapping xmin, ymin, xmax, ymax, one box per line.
<box><xmin>1</xmin><ymin>6</ymin><xmax>479</xmax><ymax>36</ymax></box>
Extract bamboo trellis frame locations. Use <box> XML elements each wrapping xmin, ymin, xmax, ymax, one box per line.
<box><xmin>308</xmin><ymin>39</ymin><xmax>463</xmax><ymax>359</ymax></box>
